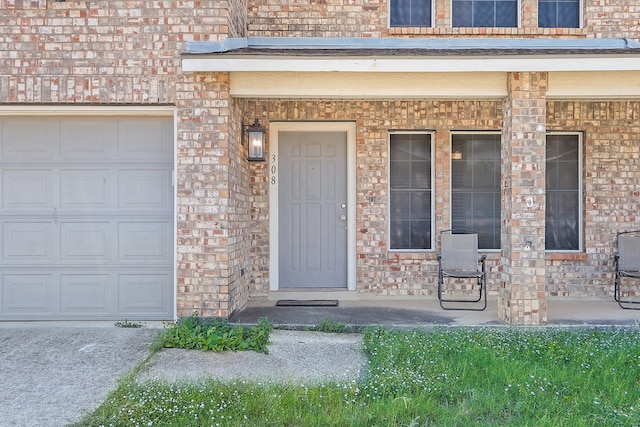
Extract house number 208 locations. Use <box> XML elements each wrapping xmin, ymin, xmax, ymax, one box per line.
<box><xmin>270</xmin><ymin>154</ymin><xmax>276</xmax><ymax>185</ymax></box>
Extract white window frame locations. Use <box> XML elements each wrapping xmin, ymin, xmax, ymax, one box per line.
<box><xmin>388</xmin><ymin>131</ymin><xmax>436</xmax><ymax>252</ymax></box>
<box><xmin>545</xmin><ymin>131</ymin><xmax>583</xmax><ymax>253</ymax></box>
<box><xmin>388</xmin><ymin>0</ymin><xmax>435</xmax><ymax>28</ymax></box>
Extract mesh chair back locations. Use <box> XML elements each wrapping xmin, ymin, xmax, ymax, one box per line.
<box><xmin>441</xmin><ymin>232</ymin><xmax>479</xmax><ymax>272</ymax></box>
<box><xmin>618</xmin><ymin>233</ymin><xmax>640</xmax><ymax>271</ymax></box>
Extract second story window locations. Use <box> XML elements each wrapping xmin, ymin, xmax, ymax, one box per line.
<box><xmin>390</xmin><ymin>0</ymin><xmax>432</xmax><ymax>27</ymax></box>
<box><xmin>452</xmin><ymin>0</ymin><xmax>518</xmax><ymax>27</ymax></box>
<box><xmin>538</xmin><ymin>0</ymin><xmax>580</xmax><ymax>28</ymax></box>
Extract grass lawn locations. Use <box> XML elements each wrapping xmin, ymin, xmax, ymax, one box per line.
<box><xmin>75</xmin><ymin>327</ymin><xmax>640</xmax><ymax>426</ymax></box>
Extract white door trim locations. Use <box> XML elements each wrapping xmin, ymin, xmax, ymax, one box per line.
<box><xmin>269</xmin><ymin>121</ymin><xmax>357</xmax><ymax>291</ymax></box>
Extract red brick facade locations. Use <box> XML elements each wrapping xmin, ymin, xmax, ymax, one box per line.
<box><xmin>2</xmin><ymin>1</ymin><xmax>640</xmax><ymax>323</ymax></box>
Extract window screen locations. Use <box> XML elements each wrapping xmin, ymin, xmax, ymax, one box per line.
<box><xmin>390</xmin><ymin>0</ymin><xmax>432</xmax><ymax>27</ymax></box>
<box><xmin>451</xmin><ymin>134</ymin><xmax>501</xmax><ymax>249</ymax></box>
<box><xmin>452</xmin><ymin>0</ymin><xmax>518</xmax><ymax>27</ymax></box>
<box><xmin>389</xmin><ymin>134</ymin><xmax>433</xmax><ymax>250</ymax></box>
<box><xmin>538</xmin><ymin>0</ymin><xmax>580</xmax><ymax>28</ymax></box>
<box><xmin>546</xmin><ymin>134</ymin><xmax>581</xmax><ymax>251</ymax></box>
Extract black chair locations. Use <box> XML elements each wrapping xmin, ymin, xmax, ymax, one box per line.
<box><xmin>614</xmin><ymin>230</ymin><xmax>640</xmax><ymax>310</ymax></box>
<box><xmin>437</xmin><ymin>229</ymin><xmax>487</xmax><ymax>311</ymax></box>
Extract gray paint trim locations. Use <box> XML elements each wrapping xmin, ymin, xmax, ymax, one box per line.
<box><xmin>186</xmin><ymin>37</ymin><xmax>640</xmax><ymax>54</ymax></box>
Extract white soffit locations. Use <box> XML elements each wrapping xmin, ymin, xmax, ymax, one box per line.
<box><xmin>230</xmin><ymin>72</ymin><xmax>507</xmax><ymax>98</ymax></box>
<box><xmin>231</xmin><ymin>71</ymin><xmax>640</xmax><ymax>99</ymax></box>
<box><xmin>548</xmin><ymin>71</ymin><xmax>640</xmax><ymax>98</ymax></box>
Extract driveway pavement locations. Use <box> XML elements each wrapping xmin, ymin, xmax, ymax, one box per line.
<box><xmin>0</xmin><ymin>322</ymin><xmax>159</xmax><ymax>427</ymax></box>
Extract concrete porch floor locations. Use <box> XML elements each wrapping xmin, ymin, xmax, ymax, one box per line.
<box><xmin>229</xmin><ymin>296</ymin><xmax>640</xmax><ymax>328</ymax></box>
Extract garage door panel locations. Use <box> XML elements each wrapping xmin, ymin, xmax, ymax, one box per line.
<box><xmin>61</xmin><ymin>170</ymin><xmax>112</xmax><ymax>209</ymax></box>
<box><xmin>2</xmin><ymin>118</ymin><xmax>59</xmax><ymax>161</ymax></box>
<box><xmin>60</xmin><ymin>222</ymin><xmax>112</xmax><ymax>261</ymax></box>
<box><xmin>2</xmin><ymin>274</ymin><xmax>54</xmax><ymax>314</ymax></box>
<box><xmin>118</xmin><ymin>118</ymin><xmax>172</xmax><ymax>160</ymax></box>
<box><xmin>118</xmin><ymin>169</ymin><xmax>171</xmax><ymax>210</ymax></box>
<box><xmin>118</xmin><ymin>222</ymin><xmax>171</xmax><ymax>262</ymax></box>
<box><xmin>60</xmin><ymin>274</ymin><xmax>110</xmax><ymax>313</ymax></box>
<box><xmin>3</xmin><ymin>222</ymin><xmax>54</xmax><ymax>262</ymax></box>
<box><xmin>3</xmin><ymin>169</ymin><xmax>55</xmax><ymax>210</ymax></box>
<box><xmin>60</xmin><ymin>118</ymin><xmax>117</xmax><ymax>160</ymax></box>
<box><xmin>118</xmin><ymin>274</ymin><xmax>169</xmax><ymax>314</ymax></box>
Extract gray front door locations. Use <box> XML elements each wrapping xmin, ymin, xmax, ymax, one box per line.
<box><xmin>279</xmin><ymin>131</ymin><xmax>348</xmax><ymax>288</ymax></box>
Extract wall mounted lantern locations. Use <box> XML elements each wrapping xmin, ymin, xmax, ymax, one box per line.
<box><xmin>243</xmin><ymin>118</ymin><xmax>266</xmax><ymax>162</ymax></box>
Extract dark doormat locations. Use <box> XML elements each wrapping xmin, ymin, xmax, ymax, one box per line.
<box><xmin>276</xmin><ymin>299</ymin><xmax>339</xmax><ymax>307</ymax></box>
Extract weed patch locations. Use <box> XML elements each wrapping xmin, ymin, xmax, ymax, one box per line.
<box><xmin>314</xmin><ymin>317</ymin><xmax>349</xmax><ymax>333</ymax></box>
<box><xmin>158</xmin><ymin>316</ymin><xmax>273</xmax><ymax>354</ymax></box>
<box><xmin>114</xmin><ymin>319</ymin><xmax>145</xmax><ymax>328</ymax></box>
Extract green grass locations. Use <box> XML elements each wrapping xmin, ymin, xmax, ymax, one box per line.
<box><xmin>74</xmin><ymin>327</ymin><xmax>640</xmax><ymax>426</ymax></box>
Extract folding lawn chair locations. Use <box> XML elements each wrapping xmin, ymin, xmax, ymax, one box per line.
<box><xmin>437</xmin><ymin>229</ymin><xmax>487</xmax><ymax>311</ymax></box>
<box><xmin>614</xmin><ymin>230</ymin><xmax>640</xmax><ymax>310</ymax></box>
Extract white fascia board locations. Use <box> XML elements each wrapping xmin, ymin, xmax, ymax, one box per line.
<box><xmin>0</xmin><ymin>105</ymin><xmax>175</xmax><ymax>116</ymax></box>
<box><xmin>183</xmin><ymin>55</ymin><xmax>640</xmax><ymax>73</ymax></box>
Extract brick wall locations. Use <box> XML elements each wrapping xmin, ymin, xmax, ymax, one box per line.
<box><xmin>546</xmin><ymin>100</ymin><xmax>640</xmax><ymax>299</ymax></box>
<box><xmin>246</xmin><ymin>99</ymin><xmax>504</xmax><ymax>297</ymax></box>
<box><xmin>248</xmin><ymin>0</ymin><xmax>640</xmax><ymax>39</ymax></box>
<box><xmin>245</xmin><ymin>98</ymin><xmax>640</xmax><ymax>304</ymax></box>
<box><xmin>0</xmin><ymin>1</ymin><xmax>235</xmax><ymax>103</ymax></box>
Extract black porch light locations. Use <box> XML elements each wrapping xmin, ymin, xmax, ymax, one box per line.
<box><xmin>243</xmin><ymin>117</ymin><xmax>266</xmax><ymax>162</ymax></box>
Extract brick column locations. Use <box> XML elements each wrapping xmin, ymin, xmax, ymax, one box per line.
<box><xmin>176</xmin><ymin>72</ymin><xmax>235</xmax><ymax>318</ymax></box>
<box><xmin>499</xmin><ymin>72</ymin><xmax>548</xmax><ymax>325</ymax></box>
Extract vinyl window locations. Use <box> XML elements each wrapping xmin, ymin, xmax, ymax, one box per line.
<box><xmin>546</xmin><ymin>133</ymin><xmax>582</xmax><ymax>251</ymax></box>
<box><xmin>390</xmin><ymin>0</ymin><xmax>433</xmax><ymax>27</ymax></box>
<box><xmin>451</xmin><ymin>133</ymin><xmax>501</xmax><ymax>250</ymax></box>
<box><xmin>389</xmin><ymin>133</ymin><xmax>434</xmax><ymax>250</ymax></box>
<box><xmin>452</xmin><ymin>0</ymin><xmax>518</xmax><ymax>27</ymax></box>
<box><xmin>538</xmin><ymin>0</ymin><xmax>581</xmax><ymax>28</ymax></box>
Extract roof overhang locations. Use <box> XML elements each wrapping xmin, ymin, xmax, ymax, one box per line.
<box><xmin>182</xmin><ymin>37</ymin><xmax>640</xmax><ymax>73</ymax></box>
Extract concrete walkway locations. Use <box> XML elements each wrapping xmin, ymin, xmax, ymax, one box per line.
<box><xmin>1</xmin><ymin>298</ymin><xmax>639</xmax><ymax>426</ymax></box>
<box><xmin>229</xmin><ymin>297</ymin><xmax>640</xmax><ymax>328</ymax></box>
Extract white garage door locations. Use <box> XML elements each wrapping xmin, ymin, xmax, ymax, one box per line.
<box><xmin>0</xmin><ymin>116</ymin><xmax>174</xmax><ymax>320</ymax></box>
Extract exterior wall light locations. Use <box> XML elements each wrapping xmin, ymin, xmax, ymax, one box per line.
<box><xmin>243</xmin><ymin>118</ymin><xmax>266</xmax><ymax>162</ymax></box>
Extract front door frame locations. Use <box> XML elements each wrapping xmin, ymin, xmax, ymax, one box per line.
<box><xmin>269</xmin><ymin>121</ymin><xmax>357</xmax><ymax>291</ymax></box>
